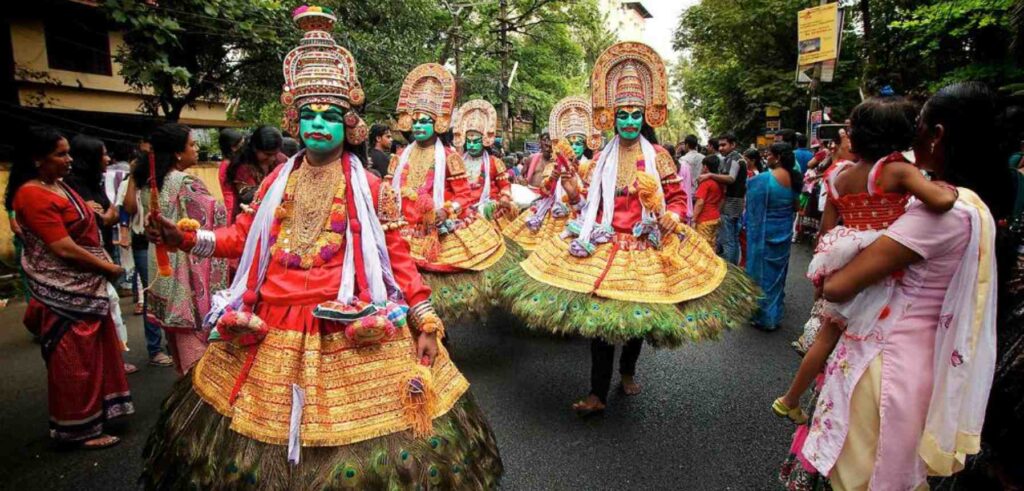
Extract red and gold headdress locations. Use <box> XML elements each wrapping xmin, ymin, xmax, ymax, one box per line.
<box><xmin>280</xmin><ymin>6</ymin><xmax>367</xmax><ymax>144</ymax></box>
<box><xmin>590</xmin><ymin>42</ymin><xmax>668</xmax><ymax>131</ymax></box>
<box><xmin>548</xmin><ymin>96</ymin><xmax>602</xmax><ymax>151</ymax></box>
<box><xmin>396</xmin><ymin>63</ymin><xmax>457</xmax><ymax>133</ymax></box>
<box><xmin>452</xmin><ymin>99</ymin><xmax>497</xmax><ymax>148</ymax></box>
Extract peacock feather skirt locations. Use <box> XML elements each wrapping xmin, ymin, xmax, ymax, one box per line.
<box><xmin>495</xmin><ymin>225</ymin><xmax>761</xmax><ymax>347</ymax></box>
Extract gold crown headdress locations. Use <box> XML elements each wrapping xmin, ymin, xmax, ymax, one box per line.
<box><xmin>590</xmin><ymin>42</ymin><xmax>668</xmax><ymax>131</ymax></box>
<box><xmin>452</xmin><ymin>99</ymin><xmax>497</xmax><ymax>148</ymax></box>
<box><xmin>548</xmin><ymin>96</ymin><xmax>602</xmax><ymax>151</ymax></box>
<box><xmin>280</xmin><ymin>6</ymin><xmax>367</xmax><ymax>144</ymax></box>
<box><xmin>396</xmin><ymin>63</ymin><xmax>457</xmax><ymax>133</ymax></box>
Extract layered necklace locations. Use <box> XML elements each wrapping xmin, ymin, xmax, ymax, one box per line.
<box><xmin>270</xmin><ymin>158</ymin><xmax>347</xmax><ymax>269</ymax></box>
<box><xmin>615</xmin><ymin>140</ymin><xmax>642</xmax><ymax>194</ymax></box>
<box><xmin>400</xmin><ymin>144</ymin><xmax>436</xmax><ymax>200</ymax></box>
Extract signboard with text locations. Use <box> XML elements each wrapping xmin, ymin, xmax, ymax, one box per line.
<box><xmin>797</xmin><ymin>3</ymin><xmax>840</xmax><ymax>65</ymax></box>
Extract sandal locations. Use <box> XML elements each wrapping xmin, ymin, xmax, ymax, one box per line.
<box><xmin>123</xmin><ymin>362</ymin><xmax>139</xmax><ymax>375</ymax></box>
<box><xmin>133</xmin><ymin>304</ymin><xmax>144</xmax><ymax>316</ymax></box>
<box><xmin>772</xmin><ymin>397</ymin><xmax>808</xmax><ymax>424</ymax></box>
<box><xmin>81</xmin><ymin>434</ymin><xmax>120</xmax><ymax>450</ymax></box>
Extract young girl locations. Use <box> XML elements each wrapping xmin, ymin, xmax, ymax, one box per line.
<box><xmin>772</xmin><ymin>97</ymin><xmax>958</xmax><ymax>423</ymax></box>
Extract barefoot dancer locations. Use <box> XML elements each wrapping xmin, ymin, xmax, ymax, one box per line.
<box><xmin>497</xmin><ymin>42</ymin><xmax>760</xmax><ymax>415</ymax></box>
<box><xmin>141</xmin><ymin>8</ymin><xmax>501</xmax><ymax>488</ymax></box>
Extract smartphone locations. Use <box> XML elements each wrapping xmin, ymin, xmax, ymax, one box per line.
<box><xmin>816</xmin><ymin>124</ymin><xmax>845</xmax><ymax>144</ymax></box>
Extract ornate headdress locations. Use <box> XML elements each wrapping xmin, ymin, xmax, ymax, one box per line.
<box><xmin>452</xmin><ymin>99</ymin><xmax>497</xmax><ymax>148</ymax></box>
<box><xmin>548</xmin><ymin>96</ymin><xmax>602</xmax><ymax>151</ymax></box>
<box><xmin>590</xmin><ymin>42</ymin><xmax>668</xmax><ymax>131</ymax></box>
<box><xmin>396</xmin><ymin>63</ymin><xmax>457</xmax><ymax>133</ymax></box>
<box><xmin>280</xmin><ymin>6</ymin><xmax>367</xmax><ymax>144</ymax></box>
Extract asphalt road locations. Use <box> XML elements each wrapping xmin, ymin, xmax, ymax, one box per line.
<box><xmin>0</xmin><ymin>244</ymin><xmax>817</xmax><ymax>491</ymax></box>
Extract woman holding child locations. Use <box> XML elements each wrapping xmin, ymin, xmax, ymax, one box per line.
<box><xmin>779</xmin><ymin>83</ymin><xmax>1003</xmax><ymax>490</ymax></box>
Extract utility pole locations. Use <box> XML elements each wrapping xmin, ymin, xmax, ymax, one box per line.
<box><xmin>806</xmin><ymin>0</ymin><xmax>832</xmax><ymax>140</ymax></box>
<box><xmin>453</xmin><ymin>8</ymin><xmax>462</xmax><ymax>102</ymax></box>
<box><xmin>498</xmin><ymin>0</ymin><xmax>510</xmax><ymax>144</ymax></box>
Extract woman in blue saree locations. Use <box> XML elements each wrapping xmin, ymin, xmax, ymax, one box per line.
<box><xmin>746</xmin><ymin>143</ymin><xmax>802</xmax><ymax>330</ymax></box>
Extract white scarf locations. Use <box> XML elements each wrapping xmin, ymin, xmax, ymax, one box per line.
<box><xmin>462</xmin><ymin>151</ymin><xmax>492</xmax><ymax>208</ymax></box>
<box><xmin>575</xmin><ymin>135</ymin><xmax>661</xmax><ymax>245</ymax></box>
<box><xmin>919</xmin><ymin>189</ymin><xmax>997</xmax><ymax>476</ymax></box>
<box><xmin>391</xmin><ymin>139</ymin><xmax>447</xmax><ymax>209</ymax></box>
<box><xmin>205</xmin><ymin>151</ymin><xmax>398</xmax><ymax>327</ymax></box>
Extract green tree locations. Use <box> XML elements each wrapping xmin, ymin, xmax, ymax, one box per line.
<box><xmin>102</xmin><ymin>0</ymin><xmax>290</xmax><ymax>122</ymax></box>
<box><xmin>673</xmin><ymin>0</ymin><xmax>862</xmax><ymax>143</ymax></box>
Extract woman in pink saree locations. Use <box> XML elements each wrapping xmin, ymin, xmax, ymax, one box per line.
<box><xmin>136</xmin><ymin>124</ymin><xmax>228</xmax><ymax>374</ymax></box>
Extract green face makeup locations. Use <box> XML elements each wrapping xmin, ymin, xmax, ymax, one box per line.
<box><xmin>465</xmin><ymin>135</ymin><xmax>484</xmax><ymax>157</ymax></box>
<box><xmin>568</xmin><ymin>135</ymin><xmax>586</xmax><ymax>158</ymax></box>
<box><xmin>412</xmin><ymin>115</ymin><xmax>436</xmax><ymax>143</ymax></box>
<box><xmin>615</xmin><ymin>108</ymin><xmax>644</xmax><ymax>140</ymax></box>
<box><xmin>299</xmin><ymin>104</ymin><xmax>345</xmax><ymax>154</ymax></box>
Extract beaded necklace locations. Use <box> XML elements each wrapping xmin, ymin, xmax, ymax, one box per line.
<box><xmin>270</xmin><ymin>158</ymin><xmax>347</xmax><ymax>269</ymax></box>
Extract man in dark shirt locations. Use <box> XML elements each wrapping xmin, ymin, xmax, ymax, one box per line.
<box><xmin>368</xmin><ymin>123</ymin><xmax>392</xmax><ymax>177</ymax></box>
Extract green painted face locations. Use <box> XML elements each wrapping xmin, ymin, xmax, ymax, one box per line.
<box><xmin>615</xmin><ymin>108</ymin><xmax>644</xmax><ymax>141</ymax></box>
<box><xmin>411</xmin><ymin>114</ymin><xmax>435</xmax><ymax>142</ymax></box>
<box><xmin>567</xmin><ymin>135</ymin><xmax>586</xmax><ymax>158</ymax></box>
<box><xmin>465</xmin><ymin>134</ymin><xmax>484</xmax><ymax>157</ymax></box>
<box><xmin>299</xmin><ymin>104</ymin><xmax>345</xmax><ymax>154</ymax></box>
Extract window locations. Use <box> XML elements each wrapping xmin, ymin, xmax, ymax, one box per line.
<box><xmin>44</xmin><ymin>19</ymin><xmax>112</xmax><ymax>75</ymax></box>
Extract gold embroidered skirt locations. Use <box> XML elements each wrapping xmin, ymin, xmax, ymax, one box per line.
<box><xmin>404</xmin><ymin>215</ymin><xmax>506</xmax><ymax>272</ymax></box>
<box><xmin>501</xmin><ymin>208</ymin><xmax>570</xmax><ymax>252</ymax></box>
<box><xmin>495</xmin><ymin>225</ymin><xmax>761</xmax><ymax>347</ymax></box>
<box><xmin>143</xmin><ymin>302</ymin><xmax>503</xmax><ymax>489</ymax></box>
<box><xmin>193</xmin><ymin>303</ymin><xmax>468</xmax><ymax>447</ymax></box>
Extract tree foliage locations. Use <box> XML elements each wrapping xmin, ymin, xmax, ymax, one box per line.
<box><xmin>673</xmin><ymin>0</ymin><xmax>1021</xmax><ymax>144</ymax></box>
<box><xmin>102</xmin><ymin>0</ymin><xmax>290</xmax><ymax>121</ymax></box>
<box><xmin>673</xmin><ymin>0</ymin><xmax>861</xmax><ymax>142</ymax></box>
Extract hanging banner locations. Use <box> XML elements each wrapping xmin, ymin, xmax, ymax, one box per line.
<box><xmin>797</xmin><ymin>3</ymin><xmax>840</xmax><ymax>66</ymax></box>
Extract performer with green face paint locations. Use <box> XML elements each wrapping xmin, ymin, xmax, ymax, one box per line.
<box><xmin>497</xmin><ymin>42</ymin><xmax>760</xmax><ymax>416</ymax></box>
<box><xmin>503</xmin><ymin>95</ymin><xmax>601</xmax><ymax>251</ymax></box>
<box><xmin>142</xmin><ymin>8</ymin><xmax>502</xmax><ymax>489</ymax></box>
<box><xmin>387</xmin><ymin>64</ymin><xmax>511</xmax><ymax>321</ymax></box>
<box><xmin>451</xmin><ymin>99</ymin><xmax>515</xmax><ymax>228</ymax></box>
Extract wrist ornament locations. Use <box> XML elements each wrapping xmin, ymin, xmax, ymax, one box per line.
<box><xmin>409</xmin><ymin>301</ymin><xmax>446</xmax><ymax>339</ymax></box>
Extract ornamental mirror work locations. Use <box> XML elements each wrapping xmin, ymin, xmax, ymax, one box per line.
<box><xmin>396</xmin><ymin>63</ymin><xmax>456</xmax><ymax>134</ymax></box>
<box><xmin>591</xmin><ymin>41</ymin><xmax>668</xmax><ymax>132</ymax></box>
<box><xmin>452</xmin><ymin>99</ymin><xmax>498</xmax><ymax>154</ymax></box>
<box><xmin>280</xmin><ymin>6</ymin><xmax>367</xmax><ymax>146</ymax></box>
<box><xmin>548</xmin><ymin>95</ymin><xmax>601</xmax><ymax>154</ymax></box>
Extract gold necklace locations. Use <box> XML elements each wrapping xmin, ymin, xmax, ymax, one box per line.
<box><xmin>616</xmin><ymin>142</ymin><xmax>642</xmax><ymax>189</ymax></box>
<box><xmin>403</xmin><ymin>145</ymin><xmax>436</xmax><ymax>191</ymax></box>
<box><xmin>272</xmin><ymin>159</ymin><xmax>347</xmax><ymax>268</ymax></box>
<box><xmin>292</xmin><ymin>162</ymin><xmax>343</xmax><ymax>246</ymax></box>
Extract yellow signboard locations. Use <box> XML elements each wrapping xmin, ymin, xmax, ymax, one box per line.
<box><xmin>797</xmin><ymin>3</ymin><xmax>840</xmax><ymax>65</ymax></box>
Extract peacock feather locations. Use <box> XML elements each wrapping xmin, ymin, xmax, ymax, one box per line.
<box><xmin>141</xmin><ymin>377</ymin><xmax>503</xmax><ymax>490</ymax></box>
<box><xmin>493</xmin><ymin>262</ymin><xmax>761</xmax><ymax>348</ymax></box>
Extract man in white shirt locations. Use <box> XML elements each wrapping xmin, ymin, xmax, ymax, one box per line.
<box><xmin>678</xmin><ymin>134</ymin><xmax>703</xmax><ymax>192</ymax></box>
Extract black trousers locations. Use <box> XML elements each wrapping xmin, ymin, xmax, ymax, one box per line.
<box><xmin>589</xmin><ymin>338</ymin><xmax>643</xmax><ymax>403</ymax></box>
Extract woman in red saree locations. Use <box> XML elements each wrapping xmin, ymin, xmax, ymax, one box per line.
<box><xmin>6</xmin><ymin>126</ymin><xmax>132</xmax><ymax>449</ymax></box>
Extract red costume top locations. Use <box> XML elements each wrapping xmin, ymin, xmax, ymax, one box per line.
<box><xmin>586</xmin><ymin>144</ymin><xmax>688</xmax><ymax>233</ymax></box>
<box><xmin>463</xmin><ymin>154</ymin><xmax>511</xmax><ymax>204</ymax></box>
<box><xmin>212</xmin><ymin>155</ymin><xmax>431</xmax><ymax>310</ymax></box>
<box><xmin>386</xmin><ymin>144</ymin><xmax>472</xmax><ymax>224</ymax></box>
